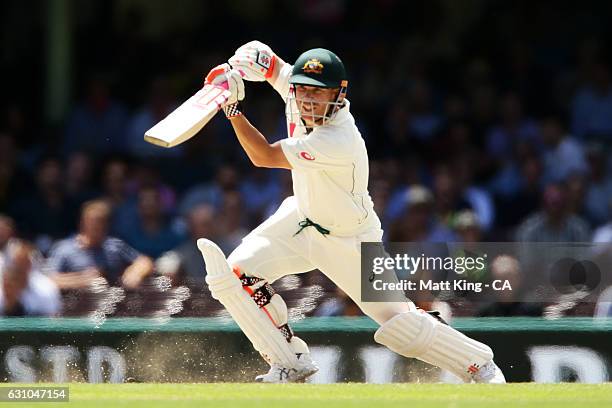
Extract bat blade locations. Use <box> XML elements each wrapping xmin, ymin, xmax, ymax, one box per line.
<box><xmin>144</xmin><ymin>84</ymin><xmax>231</xmax><ymax>148</ymax></box>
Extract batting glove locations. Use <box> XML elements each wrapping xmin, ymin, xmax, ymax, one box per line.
<box><xmin>204</xmin><ymin>63</ymin><xmax>230</xmax><ymax>85</ymax></box>
<box><xmin>228</xmin><ymin>40</ymin><xmax>276</xmax><ymax>82</ymax></box>
<box><xmin>205</xmin><ymin>64</ymin><xmax>245</xmax><ymax>115</ymax></box>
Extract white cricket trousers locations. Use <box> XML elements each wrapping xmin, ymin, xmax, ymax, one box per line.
<box><xmin>228</xmin><ymin>196</ymin><xmax>411</xmax><ymax>324</ymax></box>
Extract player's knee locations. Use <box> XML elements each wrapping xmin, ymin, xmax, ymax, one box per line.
<box><xmin>373</xmin><ymin>310</ymin><xmax>437</xmax><ymax>358</ymax></box>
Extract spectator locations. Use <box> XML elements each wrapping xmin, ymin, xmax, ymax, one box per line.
<box><xmin>65</xmin><ymin>151</ymin><xmax>99</xmax><ymax>206</ymax></box>
<box><xmin>565</xmin><ymin>174</ymin><xmax>589</xmax><ymax>222</ymax></box>
<box><xmin>264</xmin><ymin>170</ymin><xmax>294</xmax><ymax>219</ymax></box>
<box><xmin>126</xmin><ymin>163</ymin><xmax>177</xmax><ymax>214</ymax></box>
<box><xmin>158</xmin><ymin>204</ymin><xmax>218</xmax><ymax>287</ymax></box>
<box><xmin>239</xmin><ymin>168</ymin><xmax>281</xmax><ymax>223</ymax></box>
<box><xmin>0</xmin><ymin>133</ymin><xmax>32</xmax><ymax>214</ymax></box>
<box><xmin>494</xmin><ymin>154</ymin><xmax>543</xmax><ymax>230</ymax></box>
<box><xmin>406</xmin><ymin>80</ymin><xmax>442</xmax><ymax>142</ymax></box>
<box><xmin>103</xmin><ymin>158</ymin><xmax>132</xmax><ymax>209</ymax></box>
<box><xmin>120</xmin><ymin>187</ymin><xmax>182</xmax><ymax>258</ymax></box>
<box><xmin>434</xmin><ymin>120</ymin><xmax>475</xmax><ymax>161</ymax></box>
<box><xmin>101</xmin><ymin>158</ymin><xmax>139</xmax><ymax>237</ymax></box>
<box><xmin>381</xmin><ymin>156</ymin><xmax>424</xmax><ymax>225</ymax></box>
<box><xmin>370</xmin><ymin>178</ymin><xmax>392</xmax><ymax>221</ymax></box>
<box><xmin>110</xmin><ymin>162</ymin><xmax>178</xmax><ymax>237</ymax></box>
<box><xmin>477</xmin><ymin>255</ymin><xmax>542</xmax><ymax>317</ymax></box>
<box><xmin>125</xmin><ymin>77</ymin><xmax>183</xmax><ymax>158</ymax></box>
<box><xmin>0</xmin><ymin>240</ymin><xmax>60</xmax><ymax>316</ymax></box>
<box><xmin>178</xmin><ymin>164</ymin><xmax>239</xmax><ymax>216</ymax></box>
<box><xmin>451</xmin><ymin>153</ymin><xmax>495</xmax><ymax>231</ymax></box>
<box><xmin>314</xmin><ymin>287</ymin><xmax>363</xmax><ymax>317</ymax></box>
<box><xmin>11</xmin><ymin>157</ymin><xmax>78</xmax><ymax>253</ymax></box>
<box><xmin>217</xmin><ymin>190</ymin><xmax>249</xmax><ymax>254</ymax></box>
<box><xmin>584</xmin><ymin>144</ymin><xmax>612</xmax><ymax>225</ymax></box>
<box><xmin>63</xmin><ymin>76</ymin><xmax>129</xmax><ymax>155</ymax></box>
<box><xmin>516</xmin><ymin>183</ymin><xmax>591</xmax><ymax>242</ymax></box>
<box><xmin>46</xmin><ymin>200</ymin><xmax>154</xmax><ymax>289</ymax></box>
<box><xmin>453</xmin><ymin>210</ymin><xmax>483</xmax><ymax>242</ymax></box>
<box><xmin>0</xmin><ymin>214</ymin><xmax>15</xmax><ymax>247</ymax></box>
<box><xmin>388</xmin><ymin>185</ymin><xmax>456</xmax><ymax>242</ymax></box>
<box><xmin>384</xmin><ymin>102</ymin><xmax>411</xmax><ymax>155</ymax></box>
<box><xmin>431</xmin><ymin>163</ymin><xmax>473</xmax><ymax>229</ymax></box>
<box><xmin>540</xmin><ymin>115</ymin><xmax>588</xmax><ymax>184</ymax></box>
<box><xmin>571</xmin><ymin>61</ymin><xmax>612</xmax><ymax>140</ymax></box>
<box><xmin>469</xmin><ymin>83</ymin><xmax>497</xmax><ymax>142</ymax></box>
<box><xmin>0</xmin><ymin>215</ymin><xmax>17</xmax><ymax>274</ymax></box>
<box><xmin>592</xmin><ymin>212</ymin><xmax>612</xmax><ymax>243</ymax></box>
<box><xmin>486</xmin><ymin>92</ymin><xmax>540</xmax><ymax>162</ymax></box>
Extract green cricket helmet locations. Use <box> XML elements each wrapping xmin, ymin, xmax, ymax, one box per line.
<box><xmin>289</xmin><ymin>48</ymin><xmax>348</xmax><ymax>89</ymax></box>
<box><xmin>287</xmin><ymin>48</ymin><xmax>349</xmax><ymax>128</ymax></box>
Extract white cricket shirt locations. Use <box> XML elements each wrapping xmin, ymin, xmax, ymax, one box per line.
<box><xmin>272</xmin><ymin>64</ymin><xmax>380</xmax><ymax>236</ymax></box>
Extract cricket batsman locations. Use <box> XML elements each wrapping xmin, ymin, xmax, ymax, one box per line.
<box><xmin>197</xmin><ymin>41</ymin><xmax>506</xmax><ymax>383</ymax></box>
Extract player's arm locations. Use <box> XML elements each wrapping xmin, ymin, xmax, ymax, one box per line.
<box><xmin>207</xmin><ymin>64</ymin><xmax>291</xmax><ymax>170</ymax></box>
<box><xmin>227</xmin><ymin>115</ymin><xmax>291</xmax><ymax>169</ymax></box>
<box><xmin>216</xmin><ymin>64</ymin><xmax>352</xmax><ymax>172</ymax></box>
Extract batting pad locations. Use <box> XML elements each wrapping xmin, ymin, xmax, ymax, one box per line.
<box><xmin>197</xmin><ymin>239</ymin><xmax>298</xmax><ymax>367</ymax></box>
<box><xmin>374</xmin><ymin>310</ymin><xmax>493</xmax><ymax>382</ymax></box>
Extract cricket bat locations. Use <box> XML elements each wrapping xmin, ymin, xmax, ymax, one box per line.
<box><xmin>144</xmin><ymin>84</ymin><xmax>231</xmax><ymax>148</ymax></box>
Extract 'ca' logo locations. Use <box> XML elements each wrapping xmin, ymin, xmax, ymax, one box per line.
<box><xmin>300</xmin><ymin>151</ymin><xmax>315</xmax><ymax>161</ymax></box>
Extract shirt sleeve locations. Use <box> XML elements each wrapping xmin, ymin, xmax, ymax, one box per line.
<box><xmin>115</xmin><ymin>239</ymin><xmax>141</xmax><ymax>265</ymax></box>
<box><xmin>271</xmin><ymin>63</ymin><xmax>293</xmax><ymax>101</ymax></box>
<box><xmin>280</xmin><ymin>127</ymin><xmax>355</xmax><ymax>171</ymax></box>
<box><xmin>44</xmin><ymin>243</ymin><xmax>68</xmax><ymax>274</ymax></box>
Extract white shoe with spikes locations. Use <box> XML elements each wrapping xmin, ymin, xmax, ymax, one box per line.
<box><xmin>255</xmin><ymin>353</ymin><xmax>319</xmax><ymax>383</ymax></box>
<box><xmin>472</xmin><ymin>360</ymin><xmax>506</xmax><ymax>383</ymax></box>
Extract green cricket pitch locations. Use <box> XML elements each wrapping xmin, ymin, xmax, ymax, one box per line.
<box><xmin>4</xmin><ymin>383</ymin><xmax>611</xmax><ymax>408</ymax></box>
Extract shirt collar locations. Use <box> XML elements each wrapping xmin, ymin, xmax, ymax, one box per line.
<box><xmin>329</xmin><ymin>98</ymin><xmax>350</xmax><ymax>125</ymax></box>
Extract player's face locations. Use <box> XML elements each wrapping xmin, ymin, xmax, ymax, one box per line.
<box><xmin>295</xmin><ymin>85</ymin><xmax>339</xmax><ymax>126</ymax></box>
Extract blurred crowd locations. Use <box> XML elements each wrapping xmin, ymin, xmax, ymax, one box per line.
<box><xmin>2</xmin><ymin>1</ymin><xmax>612</xmax><ymax>318</ymax></box>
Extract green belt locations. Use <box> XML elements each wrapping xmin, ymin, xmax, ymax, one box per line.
<box><xmin>293</xmin><ymin>218</ymin><xmax>330</xmax><ymax>237</ymax></box>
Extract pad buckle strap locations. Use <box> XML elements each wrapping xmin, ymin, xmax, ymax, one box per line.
<box><xmin>252</xmin><ymin>283</ymin><xmax>276</xmax><ymax>307</ymax></box>
<box><xmin>239</xmin><ymin>275</ymin><xmax>263</xmax><ymax>287</ymax></box>
<box><xmin>278</xmin><ymin>323</ymin><xmax>294</xmax><ymax>342</ymax></box>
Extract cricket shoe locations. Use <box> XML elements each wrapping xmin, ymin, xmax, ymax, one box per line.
<box><xmin>471</xmin><ymin>360</ymin><xmax>506</xmax><ymax>383</ymax></box>
<box><xmin>255</xmin><ymin>353</ymin><xmax>319</xmax><ymax>383</ymax></box>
